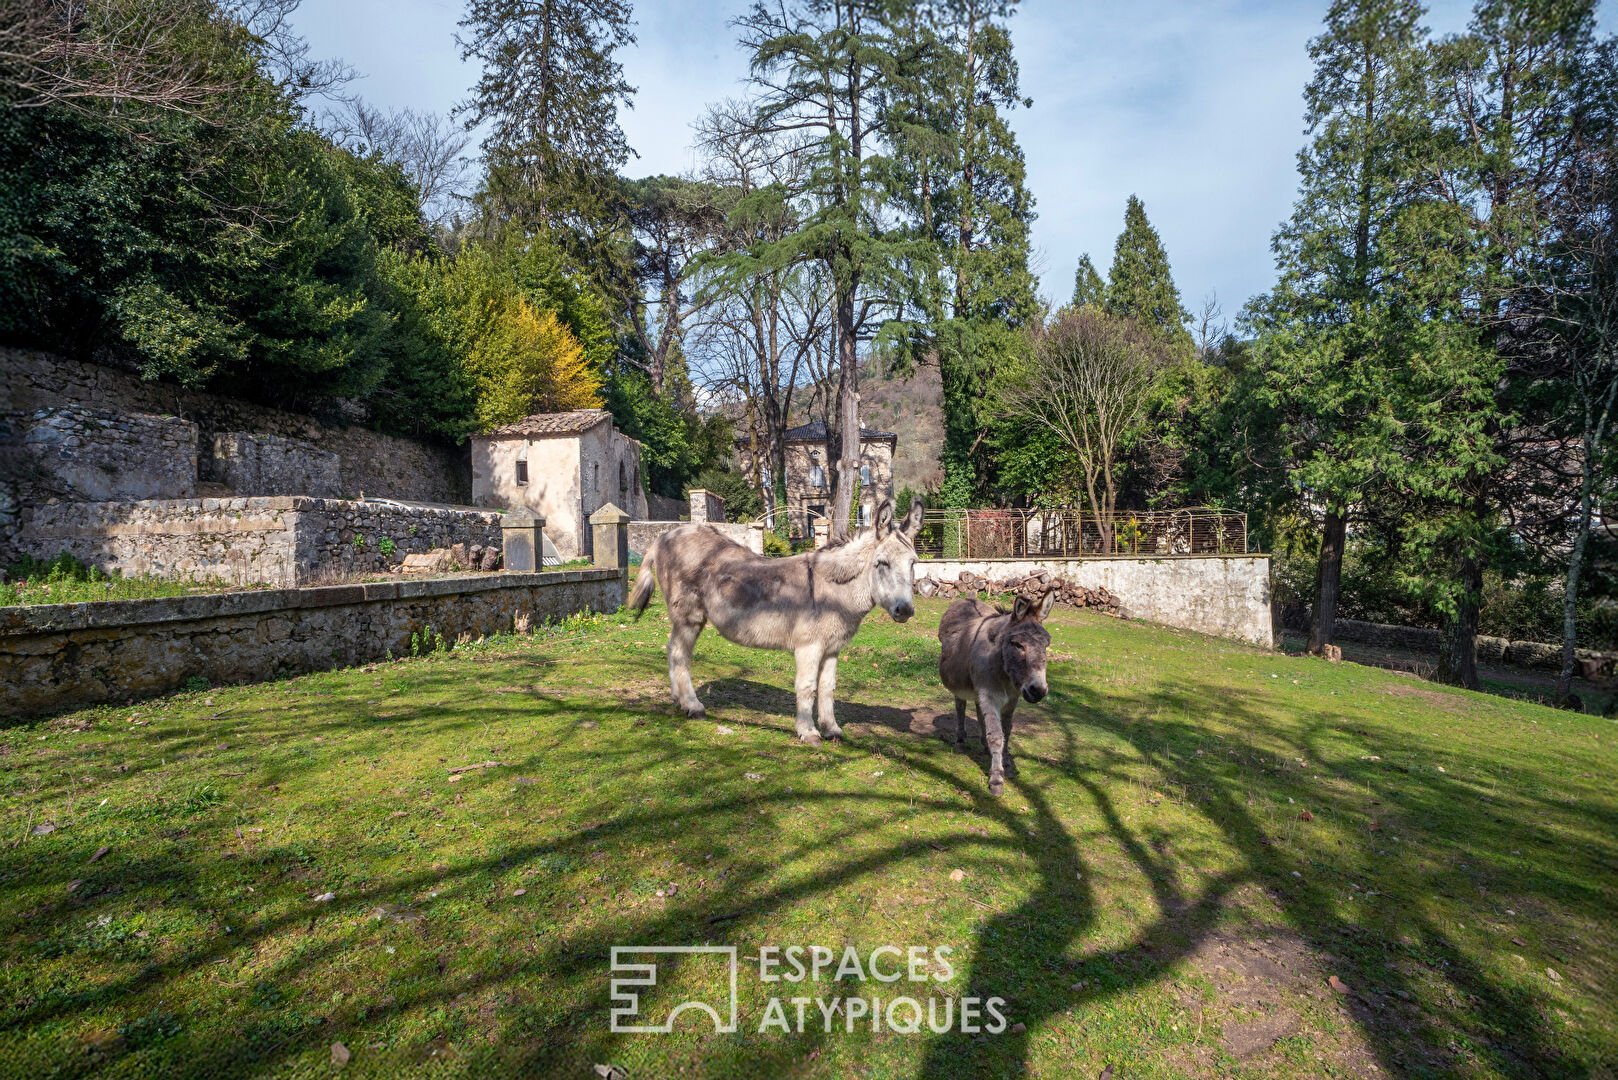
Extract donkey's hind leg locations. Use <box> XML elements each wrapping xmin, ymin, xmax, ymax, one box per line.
<box><xmin>953</xmin><ymin>699</ymin><xmax>969</xmax><ymax>751</ymax></box>
<box><xmin>792</xmin><ymin>644</ymin><xmax>824</xmax><ymax>745</ymax></box>
<box><xmin>815</xmin><ymin>652</ymin><xmax>842</xmax><ymax>740</ymax></box>
<box><xmin>666</xmin><ymin>619</ymin><xmax>707</xmax><ymax>719</ymax></box>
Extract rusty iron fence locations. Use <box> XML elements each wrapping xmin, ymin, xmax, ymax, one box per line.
<box><xmin>916</xmin><ymin>508</ymin><xmax>1248</xmax><ymax>559</ymax></box>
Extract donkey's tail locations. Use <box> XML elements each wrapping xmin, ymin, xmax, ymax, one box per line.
<box><xmin>628</xmin><ymin>533</ymin><xmax>661</xmax><ymax>620</ymax></box>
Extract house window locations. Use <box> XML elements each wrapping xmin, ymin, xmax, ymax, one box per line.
<box><xmin>809</xmin><ymin>503</ymin><xmax>826</xmax><ymax>523</ymax></box>
<box><xmin>515</xmin><ymin>460</ymin><xmax>529</xmax><ymax>485</ymax></box>
<box><xmin>858</xmin><ymin>502</ymin><xmax>871</xmax><ymax>526</ymax></box>
<box><xmin>809</xmin><ymin>464</ymin><xmax>825</xmax><ymax>487</ymax></box>
<box><xmin>860</xmin><ymin>464</ymin><xmax>871</xmax><ymax>485</ymax></box>
<box><xmin>619</xmin><ymin>461</ymin><xmax>628</xmax><ymax>503</ymax></box>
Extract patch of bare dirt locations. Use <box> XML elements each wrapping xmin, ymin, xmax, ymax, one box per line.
<box><xmin>1181</xmin><ymin>928</ymin><xmax>1382</xmax><ymax>1078</ymax></box>
<box><xmin>1378</xmin><ymin>682</ymin><xmax>1465</xmax><ymax>710</ymax></box>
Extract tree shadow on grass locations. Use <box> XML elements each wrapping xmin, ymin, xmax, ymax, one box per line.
<box><xmin>3</xmin><ymin>623</ymin><xmax>1609</xmax><ymax>1078</ymax></box>
<box><xmin>919</xmin><ymin>674</ymin><xmax>1600</xmax><ymax>1079</ymax></box>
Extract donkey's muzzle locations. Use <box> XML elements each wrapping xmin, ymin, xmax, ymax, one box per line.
<box><xmin>892</xmin><ymin>603</ymin><xmax>915</xmax><ymax>623</ymax></box>
<box><xmin>1022</xmin><ymin>684</ymin><xmax>1047</xmax><ymax>704</ymax></box>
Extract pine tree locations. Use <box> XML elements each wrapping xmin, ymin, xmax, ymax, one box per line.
<box><xmin>1104</xmin><ymin>195</ymin><xmax>1191</xmax><ymax>348</ymax></box>
<box><xmin>1415</xmin><ymin>0</ymin><xmax>1611</xmax><ymax>688</ymax></box>
<box><xmin>1071</xmin><ymin>254</ymin><xmax>1104</xmax><ymax>309</ymax></box>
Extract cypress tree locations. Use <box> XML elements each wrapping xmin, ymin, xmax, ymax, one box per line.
<box><xmin>1104</xmin><ymin>195</ymin><xmax>1191</xmax><ymax>348</ymax></box>
<box><xmin>1071</xmin><ymin>254</ymin><xmax>1104</xmax><ymax>309</ymax></box>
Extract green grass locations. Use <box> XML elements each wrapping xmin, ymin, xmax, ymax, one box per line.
<box><xmin>1</xmin><ymin>597</ymin><xmax>1613</xmax><ymax>1079</ymax></box>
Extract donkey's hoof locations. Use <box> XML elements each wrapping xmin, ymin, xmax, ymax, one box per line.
<box><xmin>988</xmin><ymin>778</ymin><xmax>1005</xmax><ymax>797</ymax></box>
<box><xmin>820</xmin><ymin>725</ymin><xmax>844</xmax><ymax>741</ymax></box>
<box><xmin>799</xmin><ymin>731</ymin><xmax>823</xmax><ymax>746</ymax></box>
<box><xmin>683</xmin><ymin>705</ymin><xmax>707</xmax><ymax>720</ymax></box>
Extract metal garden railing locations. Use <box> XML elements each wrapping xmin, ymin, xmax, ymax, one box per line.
<box><xmin>916</xmin><ymin>507</ymin><xmax>1249</xmax><ymax>559</ymax></box>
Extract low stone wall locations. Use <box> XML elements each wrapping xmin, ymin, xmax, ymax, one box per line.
<box><xmin>0</xmin><ymin>569</ymin><xmax>624</xmax><ymax>717</ymax></box>
<box><xmin>918</xmin><ymin>555</ymin><xmax>1274</xmax><ymax>647</ymax></box>
<box><xmin>18</xmin><ymin>497</ymin><xmax>503</xmax><ymax>588</ymax></box>
<box><xmin>628</xmin><ymin>520</ymin><xmax>764</xmax><ymax>558</ymax></box>
<box><xmin>1331</xmin><ymin>617</ymin><xmax>1613</xmax><ymax>677</ymax></box>
<box><xmin>3</xmin><ymin>347</ymin><xmax>470</xmax><ymax>504</ymax></box>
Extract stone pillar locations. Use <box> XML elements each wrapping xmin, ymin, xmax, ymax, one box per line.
<box><xmin>589</xmin><ymin>503</ymin><xmax>631</xmax><ymax>574</ymax></box>
<box><xmin>687</xmin><ymin>488</ymin><xmax>727</xmax><ymax>524</ymax></box>
<box><xmin>501</xmin><ymin>508</ymin><xmax>546</xmax><ymax>573</ymax></box>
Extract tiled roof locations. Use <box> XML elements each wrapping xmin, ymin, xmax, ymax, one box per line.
<box><xmin>481</xmin><ymin>409</ymin><xmax>613</xmax><ymax>438</ymax></box>
<box><xmin>737</xmin><ymin>420</ymin><xmax>897</xmax><ymax>445</ymax></box>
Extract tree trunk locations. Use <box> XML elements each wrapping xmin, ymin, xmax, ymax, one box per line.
<box><xmin>830</xmin><ymin>286</ymin><xmax>860</xmax><ymax>541</ymax></box>
<box><xmin>1557</xmin><ymin>437</ymin><xmax>1601</xmax><ymax>706</ymax></box>
<box><xmin>1437</xmin><ymin>552</ymin><xmax>1482</xmax><ymax>691</ymax></box>
<box><xmin>1308</xmin><ymin>509</ymin><xmax>1349</xmax><ymax>654</ymax></box>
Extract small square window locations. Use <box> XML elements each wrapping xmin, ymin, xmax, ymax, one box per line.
<box><xmin>860</xmin><ymin>464</ymin><xmax>871</xmax><ymax>484</ymax></box>
<box><xmin>515</xmin><ymin>460</ymin><xmax>529</xmax><ymax>485</ymax></box>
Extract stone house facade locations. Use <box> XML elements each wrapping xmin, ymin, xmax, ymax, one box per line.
<box><xmin>470</xmin><ymin>409</ymin><xmax>650</xmax><ymax>559</ymax></box>
<box><xmin>736</xmin><ymin>420</ymin><xmax>897</xmax><ymax>538</ymax></box>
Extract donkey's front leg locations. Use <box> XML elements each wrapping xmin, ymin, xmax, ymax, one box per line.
<box><xmin>815</xmin><ymin>652</ymin><xmax>842</xmax><ymax>739</ymax></box>
<box><xmin>793</xmin><ymin>645</ymin><xmax>824</xmax><ymax>744</ymax></box>
<box><xmin>953</xmin><ymin>699</ymin><xmax>969</xmax><ymax>751</ymax></box>
<box><xmin>979</xmin><ymin>692</ymin><xmax>1007</xmax><ymax>796</ymax></box>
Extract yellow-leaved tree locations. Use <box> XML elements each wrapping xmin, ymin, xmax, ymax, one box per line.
<box><xmin>467</xmin><ymin>297</ymin><xmax>603</xmax><ymax>431</ymax></box>
<box><xmin>433</xmin><ymin>245</ymin><xmax>604</xmax><ymax>432</ymax></box>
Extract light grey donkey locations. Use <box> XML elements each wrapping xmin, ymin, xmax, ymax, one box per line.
<box><xmin>937</xmin><ymin>588</ymin><xmax>1057</xmax><ymax>795</ymax></box>
<box><xmin>629</xmin><ymin>498</ymin><xmax>925</xmax><ymax>744</ymax></box>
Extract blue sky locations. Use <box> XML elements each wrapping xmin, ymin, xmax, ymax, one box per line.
<box><xmin>290</xmin><ymin>0</ymin><xmax>1615</xmax><ymax>321</ymax></box>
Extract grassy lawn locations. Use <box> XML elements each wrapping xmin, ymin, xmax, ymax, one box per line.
<box><xmin>2</xmin><ymin>595</ymin><xmax>1614</xmax><ymax>1078</ymax></box>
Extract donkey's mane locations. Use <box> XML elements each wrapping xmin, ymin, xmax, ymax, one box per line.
<box><xmin>807</xmin><ymin>529</ymin><xmax>876</xmax><ymax>585</ymax></box>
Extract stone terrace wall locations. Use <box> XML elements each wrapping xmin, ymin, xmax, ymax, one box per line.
<box><xmin>2</xmin><ymin>347</ymin><xmax>470</xmax><ymax>504</ymax></box>
<box><xmin>919</xmin><ymin>555</ymin><xmax>1274</xmax><ymax>647</ymax></box>
<box><xmin>212</xmin><ymin>432</ymin><xmax>341</xmax><ymax>498</ymax></box>
<box><xmin>17</xmin><ymin>406</ymin><xmax>198</xmax><ymax>503</ymax></box>
<box><xmin>18</xmin><ymin>497</ymin><xmax>503</xmax><ymax>588</ymax></box>
<box><xmin>0</xmin><ymin>569</ymin><xmax>624</xmax><ymax>716</ymax></box>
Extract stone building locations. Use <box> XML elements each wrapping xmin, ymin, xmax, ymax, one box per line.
<box><xmin>470</xmin><ymin>409</ymin><xmax>650</xmax><ymax>559</ymax></box>
<box><xmin>736</xmin><ymin>420</ymin><xmax>897</xmax><ymax>538</ymax></box>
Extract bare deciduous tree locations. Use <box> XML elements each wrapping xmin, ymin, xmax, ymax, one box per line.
<box><xmin>999</xmin><ymin>307</ymin><xmax>1171</xmax><ymax>551</ymax></box>
<box><xmin>0</xmin><ymin>0</ymin><xmax>351</xmax><ymax>127</ymax></box>
<box><xmin>328</xmin><ymin>101</ymin><xmax>473</xmax><ymax>225</ymax></box>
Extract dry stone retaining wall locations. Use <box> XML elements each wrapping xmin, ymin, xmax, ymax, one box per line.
<box><xmin>211</xmin><ymin>432</ymin><xmax>341</xmax><ymax>498</ymax></box>
<box><xmin>17</xmin><ymin>406</ymin><xmax>198</xmax><ymax>503</ymax></box>
<box><xmin>0</xmin><ymin>569</ymin><xmax>624</xmax><ymax>716</ymax></box>
<box><xmin>2</xmin><ymin>347</ymin><xmax>469</xmax><ymax>504</ymax></box>
<box><xmin>18</xmin><ymin>497</ymin><xmax>503</xmax><ymax>588</ymax></box>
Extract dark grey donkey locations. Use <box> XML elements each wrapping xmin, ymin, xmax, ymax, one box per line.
<box><xmin>937</xmin><ymin>589</ymin><xmax>1056</xmax><ymax>795</ymax></box>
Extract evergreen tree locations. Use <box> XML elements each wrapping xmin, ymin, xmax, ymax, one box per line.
<box><xmin>1104</xmin><ymin>195</ymin><xmax>1191</xmax><ymax>348</ymax></box>
<box><xmin>1414</xmin><ymin>0</ymin><xmax>1612</xmax><ymax>687</ymax></box>
<box><xmin>888</xmin><ymin>0</ymin><xmax>1037</xmax><ymax>508</ymax></box>
<box><xmin>1071</xmin><ymin>254</ymin><xmax>1104</xmax><ymax>309</ymax></box>
<box><xmin>734</xmin><ymin>0</ymin><xmax>927</xmax><ymax>538</ymax></box>
<box><xmin>1245</xmin><ymin>0</ymin><xmax>1431</xmax><ymax>655</ymax></box>
<box><xmin>456</xmin><ymin>0</ymin><xmax>636</xmax><ymax>242</ymax></box>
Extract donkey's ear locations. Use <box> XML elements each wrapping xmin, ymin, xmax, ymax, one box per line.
<box><xmin>1013</xmin><ymin>594</ymin><xmax>1036</xmax><ymax>621</ymax></box>
<box><xmin>874</xmin><ymin>498</ymin><xmax>895</xmax><ymax>534</ymax></box>
<box><xmin>1037</xmin><ymin>586</ymin><xmax>1058</xmax><ymax>622</ymax></box>
<box><xmin>901</xmin><ymin>498</ymin><xmax>924</xmax><ymax>538</ymax></box>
